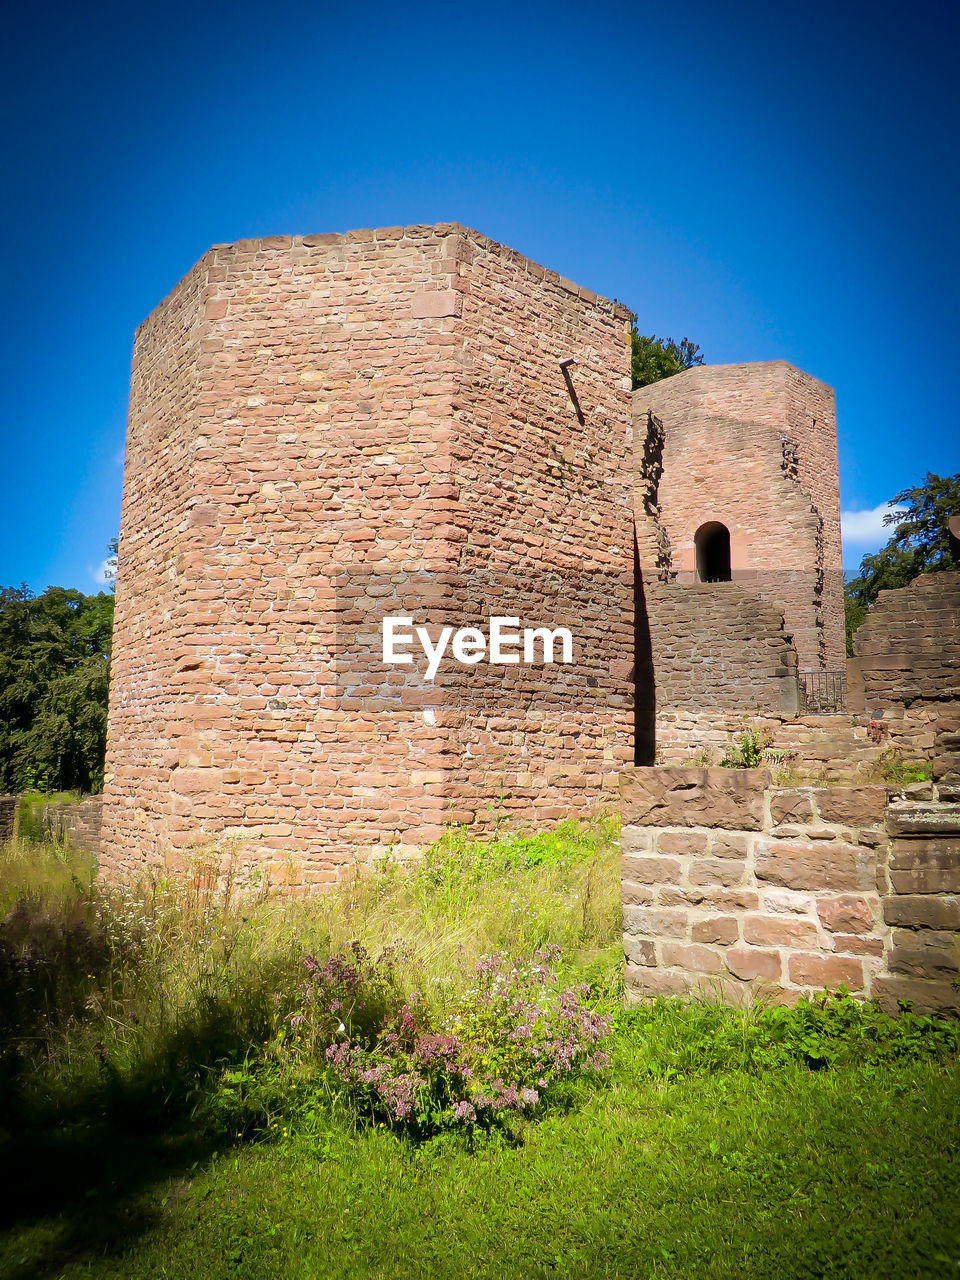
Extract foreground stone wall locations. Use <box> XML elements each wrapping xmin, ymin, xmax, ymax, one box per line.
<box><xmin>621</xmin><ymin>765</ymin><xmax>960</xmax><ymax>1015</ymax></box>
<box><xmin>103</xmin><ymin>224</ymin><xmax>633</xmax><ymax>884</ymax></box>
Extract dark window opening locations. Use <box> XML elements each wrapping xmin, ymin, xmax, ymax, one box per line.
<box><xmin>695</xmin><ymin>521</ymin><xmax>731</xmax><ymax>582</ymax></box>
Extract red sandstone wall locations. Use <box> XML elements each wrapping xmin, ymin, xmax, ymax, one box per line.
<box><xmin>447</xmin><ymin>232</ymin><xmax>634</xmax><ymax>825</ymax></box>
<box><xmin>641</xmin><ymin>578</ymin><xmax>798</xmax><ymax>757</ymax></box>
<box><xmin>850</xmin><ymin>573</ymin><xmax>960</xmax><ymax>747</ymax></box>
<box><xmin>634</xmin><ymin>362</ymin><xmax>845</xmax><ymax>672</ymax></box>
<box><xmin>103</xmin><ymin>225</ymin><xmax>634</xmax><ymax>883</ymax></box>
<box><xmin>620</xmin><ymin>766</ymin><xmax>960</xmax><ymax>1016</ymax></box>
<box><xmin>102</xmin><ymin>259</ymin><xmax>208</xmax><ymax>873</ymax></box>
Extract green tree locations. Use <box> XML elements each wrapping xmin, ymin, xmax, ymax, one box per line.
<box><xmin>0</xmin><ymin>584</ymin><xmax>115</xmax><ymax>793</ymax></box>
<box><xmin>631</xmin><ymin>328</ymin><xmax>704</xmax><ymax>389</ymax></box>
<box><xmin>844</xmin><ymin>471</ymin><xmax>960</xmax><ymax>654</ymax></box>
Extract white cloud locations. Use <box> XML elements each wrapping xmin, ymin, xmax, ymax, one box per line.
<box><xmin>841</xmin><ymin>502</ymin><xmax>904</xmax><ymax>550</ymax></box>
<box><xmin>92</xmin><ymin>558</ymin><xmax>116</xmax><ymax>586</ymax></box>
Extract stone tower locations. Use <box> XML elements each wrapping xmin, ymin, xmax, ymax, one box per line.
<box><xmin>634</xmin><ymin>361</ymin><xmax>845</xmax><ymax>673</ymax></box>
<box><xmin>100</xmin><ymin>224</ymin><xmax>635</xmax><ymax>884</ymax></box>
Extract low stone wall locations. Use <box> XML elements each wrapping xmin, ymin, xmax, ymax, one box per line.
<box><xmin>5</xmin><ymin>794</ymin><xmax>104</xmax><ymax>855</ymax></box>
<box><xmin>40</xmin><ymin>796</ymin><xmax>103</xmax><ymax>854</ymax></box>
<box><xmin>621</xmin><ymin>765</ymin><xmax>960</xmax><ymax>1016</ymax></box>
<box><xmin>848</xmin><ymin>570</ymin><xmax>960</xmax><ymax>759</ymax></box>
<box><xmin>0</xmin><ymin>794</ymin><xmax>17</xmax><ymax>843</ymax></box>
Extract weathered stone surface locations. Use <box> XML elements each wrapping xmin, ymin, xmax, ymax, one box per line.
<box><xmin>813</xmin><ymin>786</ymin><xmax>887</xmax><ymax>826</ymax></box>
<box><xmin>725</xmin><ymin>948</ymin><xmax>781</xmax><ymax>981</ymax></box>
<box><xmin>622</xmin><ymin>881</ymin><xmax>655</xmax><ymax>906</ymax></box>
<box><xmin>622</xmin><ymin>904</ymin><xmax>687</xmax><ymax>938</ymax></box>
<box><xmin>888</xmin><ymin>936</ymin><xmax>959</xmax><ymax>979</ymax></box>
<box><xmin>623</xmin><ymin>936</ymin><xmax>657</xmax><ymax>967</ymax></box>
<box><xmin>743</xmin><ymin>915</ymin><xmax>819</xmax><ymax>947</ymax></box>
<box><xmin>770</xmin><ymin>790</ymin><xmax>815</xmax><ymax>826</ymax></box>
<box><xmin>755</xmin><ymin>839</ymin><xmax>876</xmax><ymax>892</ymax></box>
<box><xmin>872</xmin><ymin>974</ymin><xmax>960</xmax><ymax>1017</ymax></box>
<box><xmin>691</xmin><ymin>916</ymin><xmax>740</xmax><ymax>945</ymax></box>
<box><xmin>787</xmin><ymin>953</ymin><xmax>865</xmax><ymax>990</ymax></box>
<box><xmin>687</xmin><ymin>858</ymin><xmax>747</xmax><ymax>888</ymax></box>
<box><xmin>656</xmin><ymin>830</ymin><xmax>710</xmax><ymax>856</ymax></box>
<box><xmin>815</xmin><ymin>895</ymin><xmax>878</xmax><ymax>935</ymax></box>
<box><xmin>619</xmin><ymin>767</ymin><xmax>770</xmax><ymax>829</ymax></box>
<box><xmin>882</xmin><ymin>895</ymin><xmax>960</xmax><ymax>930</ymax></box>
<box><xmin>622</xmin><ymin>854</ymin><xmax>683</xmax><ymax>885</ymax></box>
<box><xmin>832</xmin><ymin>935</ymin><xmax>884</xmax><ymax>956</ymax></box>
<box><xmin>885</xmin><ymin>834</ymin><xmax>960</xmax><ymax>875</ymax></box>
<box><xmin>710</xmin><ymin>832</ymin><xmax>751</xmax><ymax>859</ymax></box>
<box><xmin>886</xmin><ymin>803</ymin><xmax>960</xmax><ymax>837</ymax></box>
<box><xmin>624</xmin><ymin>967</ymin><xmax>693</xmax><ymax>1002</ymax></box>
<box><xmin>662</xmin><ymin>942</ymin><xmax>723</xmax><ymax>974</ymax></box>
<box><xmin>889</xmin><ymin>864</ymin><xmax>960</xmax><ymax>894</ymax></box>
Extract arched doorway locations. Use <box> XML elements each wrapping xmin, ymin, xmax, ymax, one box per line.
<box><xmin>695</xmin><ymin>521</ymin><xmax>731</xmax><ymax>582</ymax></box>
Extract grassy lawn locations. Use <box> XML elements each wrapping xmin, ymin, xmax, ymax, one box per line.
<box><xmin>2</xmin><ymin>823</ymin><xmax>959</xmax><ymax>1279</ymax></box>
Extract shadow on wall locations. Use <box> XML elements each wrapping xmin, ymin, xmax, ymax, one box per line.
<box><xmin>634</xmin><ymin>533</ymin><xmax>656</xmax><ymax>766</ymax></box>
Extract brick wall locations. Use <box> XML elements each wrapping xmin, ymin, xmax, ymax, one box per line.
<box><xmin>638</xmin><ymin>576</ymin><xmax>799</xmax><ymax>762</ymax></box>
<box><xmin>634</xmin><ymin>362</ymin><xmax>845</xmax><ymax>672</ymax></box>
<box><xmin>103</xmin><ymin>224</ymin><xmax>633</xmax><ymax>884</ymax></box>
<box><xmin>621</xmin><ymin>764</ymin><xmax>960</xmax><ymax>1016</ymax></box>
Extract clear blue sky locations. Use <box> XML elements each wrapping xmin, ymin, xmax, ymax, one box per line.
<box><xmin>2</xmin><ymin>0</ymin><xmax>957</xmax><ymax>591</ymax></box>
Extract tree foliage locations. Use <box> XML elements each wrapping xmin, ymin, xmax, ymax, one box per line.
<box><xmin>631</xmin><ymin>329</ymin><xmax>704</xmax><ymax>389</ymax></box>
<box><xmin>0</xmin><ymin>585</ymin><xmax>115</xmax><ymax>794</ymax></box>
<box><xmin>845</xmin><ymin>471</ymin><xmax>960</xmax><ymax>654</ymax></box>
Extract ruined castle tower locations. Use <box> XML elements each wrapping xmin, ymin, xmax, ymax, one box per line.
<box><xmin>634</xmin><ymin>362</ymin><xmax>845</xmax><ymax>674</ymax></box>
<box><xmin>100</xmin><ymin>224</ymin><xmax>635</xmax><ymax>883</ymax></box>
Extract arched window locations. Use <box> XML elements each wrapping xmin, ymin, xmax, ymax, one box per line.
<box><xmin>695</xmin><ymin>521</ymin><xmax>731</xmax><ymax>582</ymax></box>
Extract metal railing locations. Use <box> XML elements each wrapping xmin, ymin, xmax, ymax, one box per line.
<box><xmin>798</xmin><ymin>668</ymin><xmax>847</xmax><ymax>714</ymax></box>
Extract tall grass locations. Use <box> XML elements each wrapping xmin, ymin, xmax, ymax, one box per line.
<box><xmin>0</xmin><ymin>815</ymin><xmax>622</xmax><ymax>1134</ymax></box>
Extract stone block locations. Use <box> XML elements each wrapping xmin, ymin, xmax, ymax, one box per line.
<box><xmin>813</xmin><ymin>786</ymin><xmax>887</xmax><ymax>826</ymax></box>
<box><xmin>691</xmin><ymin>916</ymin><xmax>740</xmax><ymax>945</ymax></box>
<box><xmin>710</xmin><ymin>832</ymin><xmax>751</xmax><ymax>859</ymax></box>
<box><xmin>621</xmin><ymin>854</ymin><xmax>683</xmax><ymax>885</ymax></box>
<box><xmin>882</xmin><ymin>895</ymin><xmax>960</xmax><ymax>930</ymax></box>
<box><xmin>687</xmin><ymin>858</ymin><xmax>746</xmax><ymax>888</ymax></box>
<box><xmin>887</xmin><ymin>802</ymin><xmax>960</xmax><ymax>837</ymax></box>
<box><xmin>622</xmin><ymin>904</ymin><xmax>687</xmax><ymax>938</ymax></box>
<box><xmin>656</xmin><ymin>830</ymin><xmax>710</xmax><ymax>856</ymax></box>
<box><xmin>755</xmin><ymin>839</ymin><xmax>876</xmax><ymax>892</ymax></box>
<box><xmin>815</xmin><ymin>895</ymin><xmax>878</xmax><ymax>935</ymax></box>
<box><xmin>662</xmin><ymin>942</ymin><xmax>723</xmax><ymax>974</ymax></box>
<box><xmin>619</xmin><ymin>766</ymin><xmax>769</xmax><ymax>830</ymax></box>
<box><xmin>622</xmin><ymin>881</ymin><xmax>655</xmax><ymax>906</ymax></box>
<box><xmin>787</xmin><ymin>953</ymin><xmax>865</xmax><ymax>991</ymax></box>
<box><xmin>833</xmin><ymin>935</ymin><xmax>884</xmax><ymax>956</ymax></box>
<box><xmin>725</xmin><ymin>948</ymin><xmax>781</xmax><ymax>981</ymax></box>
<box><xmin>624</xmin><ymin>967</ymin><xmax>693</xmax><ymax>1002</ymax></box>
<box><xmin>769</xmin><ymin>790</ymin><xmax>815</xmax><ymax>826</ymax></box>
<box><xmin>888</xmin><ymin>936</ymin><xmax>959</xmax><ymax>979</ymax></box>
<box><xmin>872</xmin><ymin>974</ymin><xmax>960</xmax><ymax>1017</ymax></box>
<box><xmin>623</xmin><ymin>935</ymin><xmax>657</xmax><ymax>967</ymax></box>
<box><xmin>743</xmin><ymin>915</ymin><xmax>819</xmax><ymax>947</ymax></box>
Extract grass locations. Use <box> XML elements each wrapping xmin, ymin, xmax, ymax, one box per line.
<box><xmin>2</xmin><ymin>820</ymin><xmax>960</xmax><ymax>1278</ymax></box>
